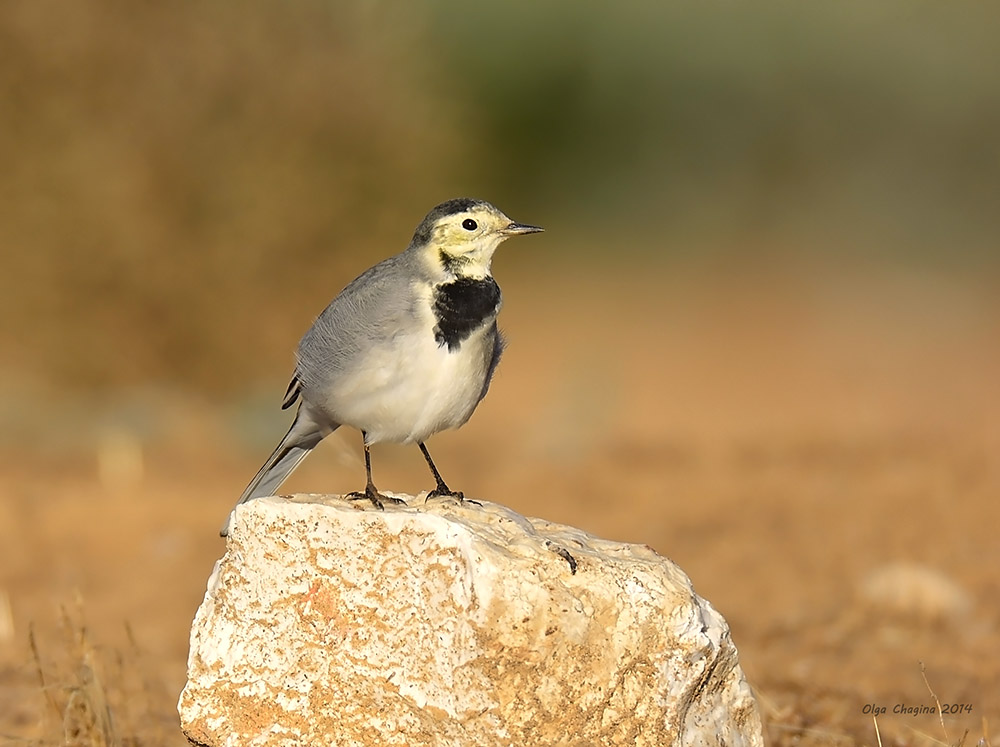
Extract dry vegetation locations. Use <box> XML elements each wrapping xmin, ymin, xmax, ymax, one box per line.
<box><xmin>4</xmin><ymin>264</ymin><xmax>999</xmax><ymax>745</ymax></box>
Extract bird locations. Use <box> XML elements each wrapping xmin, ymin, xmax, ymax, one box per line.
<box><xmin>221</xmin><ymin>198</ymin><xmax>542</xmax><ymax>536</ymax></box>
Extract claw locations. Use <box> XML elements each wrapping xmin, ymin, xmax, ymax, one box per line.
<box><xmin>346</xmin><ymin>485</ymin><xmax>400</xmax><ymax>510</ymax></box>
<box><xmin>546</xmin><ymin>542</ymin><xmax>578</xmax><ymax>574</ymax></box>
<box><xmin>427</xmin><ymin>486</ymin><xmax>465</xmax><ymax>501</ymax></box>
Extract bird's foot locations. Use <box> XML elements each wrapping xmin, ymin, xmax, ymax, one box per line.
<box><xmin>546</xmin><ymin>541</ymin><xmax>578</xmax><ymax>574</ymax></box>
<box><xmin>427</xmin><ymin>484</ymin><xmax>480</xmax><ymax>505</ymax></box>
<box><xmin>346</xmin><ymin>484</ymin><xmax>404</xmax><ymax>510</ymax></box>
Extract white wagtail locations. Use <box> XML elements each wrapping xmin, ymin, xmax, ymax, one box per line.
<box><xmin>221</xmin><ymin>198</ymin><xmax>542</xmax><ymax>536</ymax></box>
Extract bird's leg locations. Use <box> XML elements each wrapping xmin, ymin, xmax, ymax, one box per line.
<box><xmin>419</xmin><ymin>442</ymin><xmax>466</xmax><ymax>501</ymax></box>
<box><xmin>347</xmin><ymin>432</ymin><xmax>404</xmax><ymax>509</ymax></box>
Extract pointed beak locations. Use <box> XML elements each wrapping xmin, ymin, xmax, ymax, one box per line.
<box><xmin>502</xmin><ymin>221</ymin><xmax>544</xmax><ymax>236</ymax></box>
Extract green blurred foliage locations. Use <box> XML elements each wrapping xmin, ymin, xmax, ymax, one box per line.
<box><xmin>430</xmin><ymin>0</ymin><xmax>1000</xmax><ymax>254</ymax></box>
<box><xmin>1</xmin><ymin>0</ymin><xmax>997</xmax><ymax>396</ymax></box>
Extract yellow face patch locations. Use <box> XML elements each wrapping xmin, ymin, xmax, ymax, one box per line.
<box><xmin>408</xmin><ymin>198</ymin><xmax>542</xmax><ymax>280</ymax></box>
<box><xmin>424</xmin><ymin>204</ymin><xmax>515</xmax><ymax>277</ymax></box>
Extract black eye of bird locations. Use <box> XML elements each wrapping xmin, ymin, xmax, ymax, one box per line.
<box><xmin>462</xmin><ymin>218</ymin><xmax>478</xmax><ymax>231</ymax></box>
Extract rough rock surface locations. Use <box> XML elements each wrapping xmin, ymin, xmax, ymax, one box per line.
<box><xmin>179</xmin><ymin>494</ymin><xmax>762</xmax><ymax>747</ymax></box>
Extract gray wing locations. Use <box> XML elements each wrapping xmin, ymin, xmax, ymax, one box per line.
<box><xmin>479</xmin><ymin>323</ymin><xmax>505</xmax><ymax>402</ymax></box>
<box><xmin>293</xmin><ymin>253</ymin><xmax>418</xmax><ymax>398</ymax></box>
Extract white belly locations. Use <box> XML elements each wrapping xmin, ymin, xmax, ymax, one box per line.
<box><xmin>323</xmin><ymin>327</ymin><xmax>492</xmax><ymax>444</ymax></box>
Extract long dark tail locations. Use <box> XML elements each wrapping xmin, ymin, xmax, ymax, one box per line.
<box><xmin>221</xmin><ymin>405</ymin><xmax>337</xmax><ymax>536</ymax></box>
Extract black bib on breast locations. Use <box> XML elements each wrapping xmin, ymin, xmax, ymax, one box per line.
<box><xmin>432</xmin><ymin>276</ymin><xmax>502</xmax><ymax>351</ymax></box>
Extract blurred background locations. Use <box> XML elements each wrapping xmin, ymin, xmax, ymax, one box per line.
<box><xmin>2</xmin><ymin>0</ymin><xmax>998</xmax><ymax>744</ymax></box>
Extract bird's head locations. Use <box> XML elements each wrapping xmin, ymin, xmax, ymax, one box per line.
<box><xmin>409</xmin><ymin>198</ymin><xmax>542</xmax><ymax>278</ymax></box>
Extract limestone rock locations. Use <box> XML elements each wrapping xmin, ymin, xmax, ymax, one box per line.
<box><xmin>179</xmin><ymin>494</ymin><xmax>762</xmax><ymax>746</ymax></box>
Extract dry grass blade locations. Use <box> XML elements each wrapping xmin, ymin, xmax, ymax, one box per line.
<box><xmin>61</xmin><ymin>606</ymin><xmax>120</xmax><ymax>747</ymax></box>
<box><xmin>62</xmin><ymin>647</ymin><xmax>119</xmax><ymax>747</ymax></box>
<box><xmin>920</xmin><ymin>661</ymin><xmax>949</xmax><ymax>744</ymax></box>
<box><xmin>20</xmin><ymin>604</ymin><xmax>129</xmax><ymax>746</ymax></box>
<box><xmin>28</xmin><ymin>623</ymin><xmax>60</xmax><ymax>727</ymax></box>
<box><xmin>902</xmin><ymin>723</ymin><xmax>959</xmax><ymax>747</ymax></box>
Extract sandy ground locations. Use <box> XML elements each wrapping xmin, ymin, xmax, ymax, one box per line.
<box><xmin>2</xmin><ymin>262</ymin><xmax>998</xmax><ymax>745</ymax></box>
